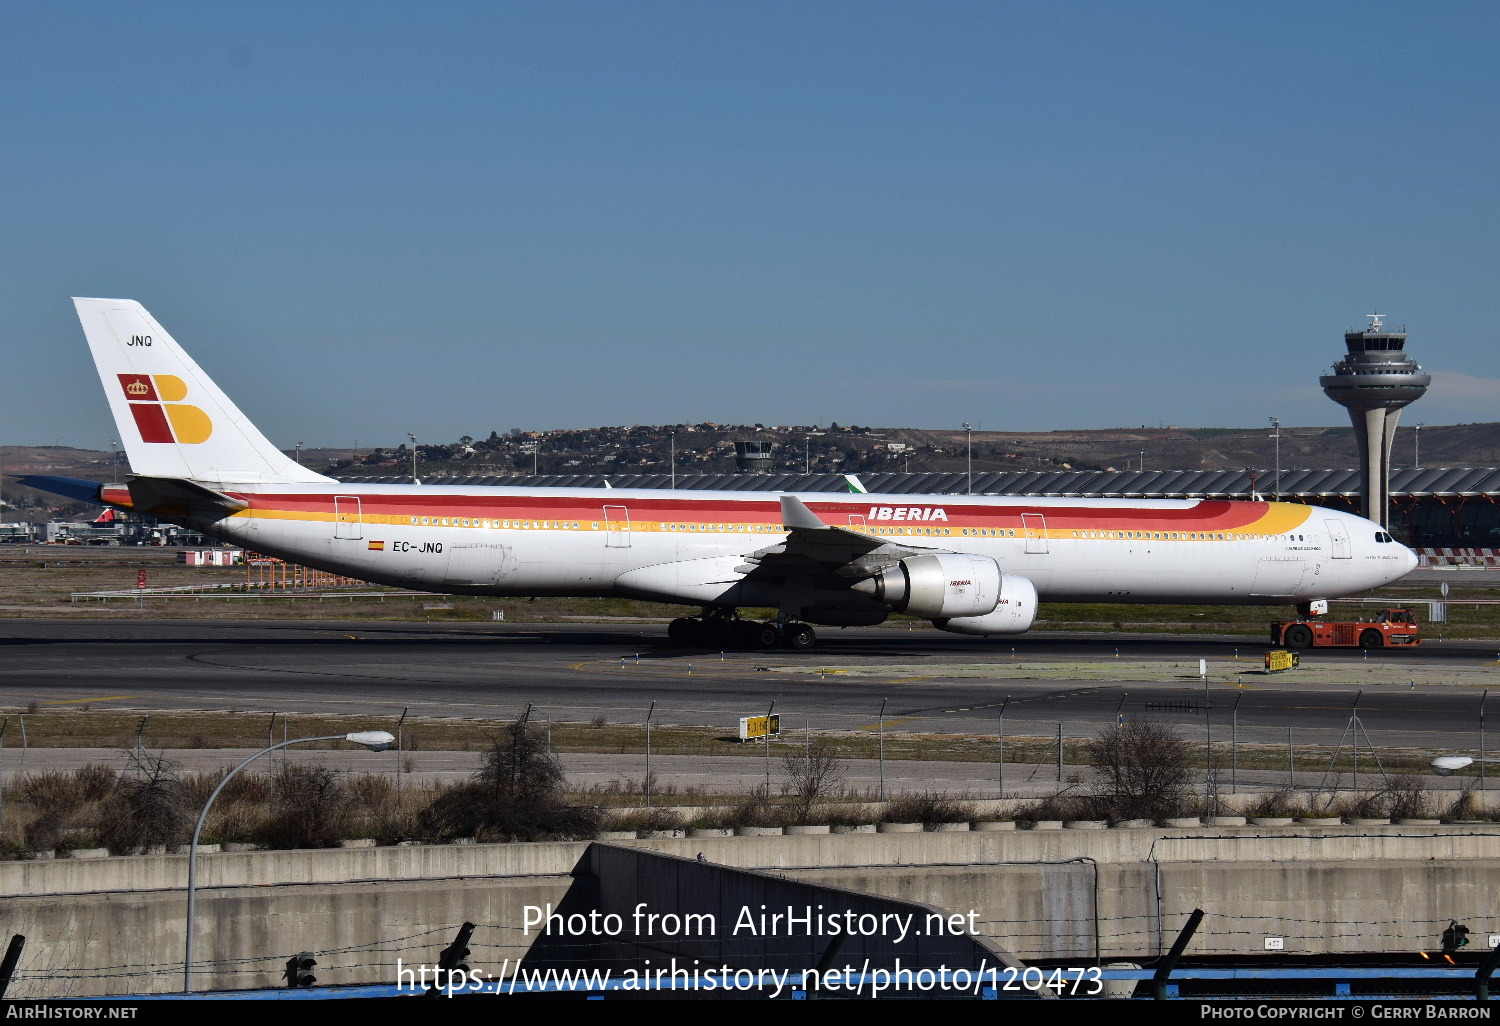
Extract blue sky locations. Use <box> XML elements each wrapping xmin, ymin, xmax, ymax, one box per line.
<box><xmin>1</xmin><ymin>1</ymin><xmax>1495</xmax><ymax>450</ymax></box>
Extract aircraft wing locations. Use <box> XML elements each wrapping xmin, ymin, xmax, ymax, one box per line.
<box><xmin>733</xmin><ymin>495</ymin><xmax>942</xmax><ymax>582</ymax></box>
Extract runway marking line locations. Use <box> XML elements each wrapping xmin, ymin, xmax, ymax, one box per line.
<box><xmin>38</xmin><ymin>696</ymin><xmax>134</xmax><ymax>705</ymax></box>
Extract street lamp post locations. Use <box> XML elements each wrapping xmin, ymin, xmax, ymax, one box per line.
<box><xmin>1415</xmin><ymin>422</ymin><xmax>1425</xmax><ymax>471</ymax></box>
<box><xmin>407</xmin><ymin>433</ymin><xmax>418</xmax><ymax>484</ymax></box>
<box><xmin>184</xmin><ymin>730</ymin><xmax>395</xmax><ymax>994</ymax></box>
<box><xmin>963</xmin><ymin>423</ymin><xmax>973</xmax><ymax>494</ymax></box>
<box><xmin>1268</xmin><ymin>417</ymin><xmax>1281</xmax><ymax>501</ymax></box>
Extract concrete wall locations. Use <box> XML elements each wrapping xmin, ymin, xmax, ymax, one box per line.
<box><xmin>7</xmin><ymin>827</ymin><xmax>1500</xmax><ymax>997</ymax></box>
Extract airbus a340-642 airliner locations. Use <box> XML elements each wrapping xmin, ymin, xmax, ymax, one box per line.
<box><xmin>18</xmin><ymin>299</ymin><xmax>1416</xmax><ymax>650</ymax></box>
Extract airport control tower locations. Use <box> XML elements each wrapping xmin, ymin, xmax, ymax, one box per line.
<box><xmin>1320</xmin><ymin>314</ymin><xmax>1430</xmax><ymax>527</ymax></box>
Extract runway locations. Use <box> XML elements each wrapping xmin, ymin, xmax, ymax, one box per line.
<box><xmin>2</xmin><ymin>618</ymin><xmax>1496</xmax><ymax>753</ymax></box>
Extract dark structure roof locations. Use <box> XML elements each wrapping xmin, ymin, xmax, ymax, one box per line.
<box><xmin>339</xmin><ymin>467</ymin><xmax>1500</xmax><ymax>499</ymax></box>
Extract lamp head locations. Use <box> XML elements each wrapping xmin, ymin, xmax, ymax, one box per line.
<box><xmin>1431</xmin><ymin>755</ymin><xmax>1474</xmax><ymax>776</ymax></box>
<box><xmin>346</xmin><ymin>730</ymin><xmax>397</xmax><ymax>752</ymax></box>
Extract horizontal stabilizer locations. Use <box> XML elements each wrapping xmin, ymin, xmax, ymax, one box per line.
<box><xmin>126</xmin><ymin>477</ymin><xmax>249</xmax><ymax>519</ymax></box>
<box><xmin>12</xmin><ymin>475</ymin><xmax>106</xmax><ymax>505</ymax></box>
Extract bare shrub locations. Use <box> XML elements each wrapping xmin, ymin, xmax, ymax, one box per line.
<box><xmin>884</xmin><ymin>792</ymin><xmax>975</xmax><ymax>825</ymax></box>
<box><xmin>821</xmin><ymin>804</ymin><xmax>877</xmax><ymax>827</ymax></box>
<box><xmin>254</xmin><ymin>766</ymin><xmax>352</xmax><ymax>849</ymax></box>
<box><xmin>73</xmin><ymin>765</ymin><xmax>118</xmax><ymax>803</ymax></box>
<box><xmin>607</xmin><ymin>808</ymin><xmax>682</xmax><ymax>833</ymax></box>
<box><xmin>346</xmin><ymin>773</ymin><xmax>397</xmax><ymax>810</ymax></box>
<box><xmin>719</xmin><ymin>793</ymin><xmax>792</xmax><ymax>829</ymax></box>
<box><xmin>24</xmin><ymin>810</ymin><xmax>72</xmax><ymax>852</ymax></box>
<box><xmin>345</xmin><ymin>773</ymin><xmax>413</xmax><ymax>843</ymax></box>
<box><xmin>1011</xmin><ymin>793</ymin><xmax>1101</xmax><ymax>824</ymax></box>
<box><xmin>1248</xmin><ymin>789</ymin><xmax>1308</xmax><ymax>819</ymax></box>
<box><xmin>1334</xmin><ymin>790</ymin><xmax>1390</xmax><ymax>819</ymax></box>
<box><xmin>1325</xmin><ymin>776</ymin><xmax>1438</xmax><ymax>820</ymax></box>
<box><xmin>204</xmin><ymin>803</ymin><xmax>264</xmax><ymax>845</ymax></box>
<box><xmin>182</xmin><ymin>768</ymin><xmax>273</xmax><ymax>810</ymax></box>
<box><xmin>1085</xmin><ymin>719</ymin><xmax>1193</xmax><ymax>822</ymax></box>
<box><xmin>96</xmin><ymin>753</ymin><xmax>191</xmax><ymax>854</ymax></box>
<box><xmin>782</xmin><ymin>740</ymin><xmax>846</xmax><ymax>822</ymax></box>
<box><xmin>0</xmin><ymin>838</ymin><xmax>33</xmax><ymax>861</ymax></box>
<box><xmin>1444</xmin><ymin>789</ymin><xmax>1483</xmax><ymax>822</ymax></box>
<box><xmin>417</xmin><ymin>717</ymin><xmax>600</xmax><ymax>842</ymax></box>
<box><xmin>1385</xmin><ymin>775</ymin><xmax>1435</xmax><ymax>820</ymax></box>
<box><xmin>20</xmin><ymin>765</ymin><xmax>117</xmax><ymax>811</ymax></box>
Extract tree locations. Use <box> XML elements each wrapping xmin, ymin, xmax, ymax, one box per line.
<box><xmin>478</xmin><ymin>714</ymin><xmax>565</xmax><ymax>801</ymax></box>
<box><xmin>254</xmin><ymin>765</ymin><xmax>352</xmax><ymax>849</ymax></box>
<box><xmin>1085</xmin><ymin>720</ymin><xmax>1193</xmax><ymax>821</ymax></box>
<box><xmin>419</xmin><ymin>714</ymin><xmax>598</xmax><ymax>842</ymax></box>
<box><xmin>782</xmin><ymin>740</ymin><xmax>846</xmax><ymax>821</ymax></box>
<box><xmin>96</xmin><ymin>752</ymin><xmax>190</xmax><ymax>854</ymax></box>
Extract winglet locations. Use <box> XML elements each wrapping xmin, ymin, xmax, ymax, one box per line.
<box><xmin>780</xmin><ymin>495</ymin><xmax>828</xmax><ymax>530</ymax></box>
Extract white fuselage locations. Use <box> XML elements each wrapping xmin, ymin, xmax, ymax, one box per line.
<box><xmin>187</xmin><ymin>484</ymin><xmax>1416</xmax><ymax>609</ymax></box>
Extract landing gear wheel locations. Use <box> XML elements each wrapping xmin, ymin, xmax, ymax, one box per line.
<box><xmin>668</xmin><ymin>617</ymin><xmax>707</xmax><ymax>646</ymax></box>
<box><xmin>751</xmin><ymin>623</ymin><xmax>783</xmax><ymax>649</ymax></box>
<box><xmin>783</xmin><ymin>623</ymin><xmax>816</xmax><ymax>651</ymax></box>
<box><xmin>1284</xmin><ymin>624</ymin><xmax>1313</xmax><ymax>650</ymax></box>
<box><xmin>1359</xmin><ymin>629</ymin><xmax>1384</xmax><ymax>650</ymax></box>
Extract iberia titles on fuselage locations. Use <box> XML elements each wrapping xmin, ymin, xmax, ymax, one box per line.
<box><xmin>20</xmin><ymin>299</ymin><xmax>1416</xmax><ymax>651</ymax></box>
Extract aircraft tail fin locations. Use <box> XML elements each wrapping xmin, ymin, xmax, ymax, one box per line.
<box><xmin>72</xmin><ymin>298</ymin><xmax>335</xmax><ymax>486</ymax></box>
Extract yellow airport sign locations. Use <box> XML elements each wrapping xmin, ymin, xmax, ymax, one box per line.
<box><xmin>739</xmin><ymin>714</ymin><xmax>781</xmax><ymax>741</ymax></box>
<box><xmin>1264</xmin><ymin>649</ymin><xmax>1300</xmax><ymax>673</ymax></box>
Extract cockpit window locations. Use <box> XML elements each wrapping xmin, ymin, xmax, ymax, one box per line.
<box><xmin>1374</xmin><ymin>532</ymin><xmax>1391</xmax><ymax>543</ymax></box>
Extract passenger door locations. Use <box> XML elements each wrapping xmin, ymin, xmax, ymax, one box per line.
<box><xmin>1325</xmin><ymin>519</ymin><xmax>1352</xmax><ymax>559</ymax></box>
<box><xmin>1022</xmin><ymin>513</ymin><xmax>1049</xmax><ymax>554</ymax></box>
<box><xmin>333</xmin><ymin>496</ymin><xmax>363</xmax><ymax>540</ymax></box>
<box><xmin>603</xmin><ymin>504</ymin><xmax>632</xmax><ymax>548</ymax></box>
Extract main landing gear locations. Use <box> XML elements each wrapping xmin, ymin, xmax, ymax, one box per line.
<box><xmin>667</xmin><ymin>613</ymin><xmax>817</xmax><ymax>651</ymax></box>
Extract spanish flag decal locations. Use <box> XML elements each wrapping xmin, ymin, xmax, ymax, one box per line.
<box><xmin>367</xmin><ymin>540</ymin><xmax>385</xmax><ymax>551</ymax></box>
<box><xmin>117</xmin><ymin>374</ymin><xmax>213</xmax><ymax>444</ymax></box>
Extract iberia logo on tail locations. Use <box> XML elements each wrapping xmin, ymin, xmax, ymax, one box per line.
<box><xmin>117</xmin><ymin>374</ymin><xmax>213</xmax><ymax>444</ymax></box>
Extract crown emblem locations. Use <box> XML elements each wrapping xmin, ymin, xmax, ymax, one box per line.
<box><xmin>126</xmin><ymin>381</ymin><xmax>149</xmax><ymax>396</ymax></box>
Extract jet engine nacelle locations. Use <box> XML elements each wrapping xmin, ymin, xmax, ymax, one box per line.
<box><xmin>933</xmin><ymin>574</ymin><xmax>1039</xmax><ymax>636</ymax></box>
<box><xmin>851</xmin><ymin>552</ymin><xmax>1004</xmax><ymax>619</ymax></box>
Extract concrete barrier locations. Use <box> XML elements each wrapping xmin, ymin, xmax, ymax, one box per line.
<box><xmin>10</xmin><ymin>826</ymin><xmax>1500</xmax><ymax>997</ymax></box>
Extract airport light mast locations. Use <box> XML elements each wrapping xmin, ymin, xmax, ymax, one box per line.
<box><xmin>1319</xmin><ymin>314</ymin><xmax>1430</xmax><ymax>528</ymax></box>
